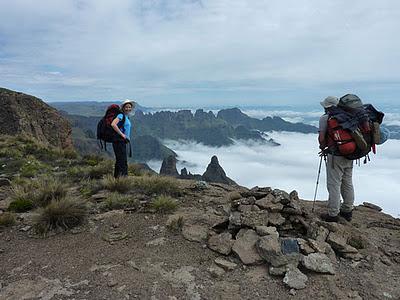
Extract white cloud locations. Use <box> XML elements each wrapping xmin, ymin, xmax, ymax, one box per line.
<box><xmin>1</xmin><ymin>1</ymin><xmax>400</xmax><ymax>103</ymax></box>
<box><xmin>149</xmin><ymin>132</ymin><xmax>400</xmax><ymax>217</ymax></box>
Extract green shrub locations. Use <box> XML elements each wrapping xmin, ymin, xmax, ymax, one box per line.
<box><xmin>8</xmin><ymin>199</ymin><xmax>34</xmax><ymax>212</ymax></box>
<box><xmin>34</xmin><ymin>197</ymin><xmax>88</xmax><ymax>234</ymax></box>
<box><xmin>100</xmin><ymin>175</ymin><xmax>133</xmax><ymax>193</ymax></box>
<box><xmin>132</xmin><ymin>176</ymin><xmax>180</xmax><ymax>196</ymax></box>
<box><xmin>0</xmin><ymin>212</ymin><xmax>16</xmax><ymax>227</ymax></box>
<box><xmin>100</xmin><ymin>193</ymin><xmax>139</xmax><ymax>211</ymax></box>
<box><xmin>150</xmin><ymin>195</ymin><xmax>178</xmax><ymax>213</ymax></box>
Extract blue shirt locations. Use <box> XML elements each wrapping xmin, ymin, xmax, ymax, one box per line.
<box><xmin>117</xmin><ymin>113</ymin><xmax>131</xmax><ymax>139</ymax></box>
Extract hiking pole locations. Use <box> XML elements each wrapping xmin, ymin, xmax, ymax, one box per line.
<box><xmin>312</xmin><ymin>154</ymin><xmax>324</xmax><ymax>212</ymax></box>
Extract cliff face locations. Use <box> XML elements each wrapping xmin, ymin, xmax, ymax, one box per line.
<box><xmin>0</xmin><ymin>88</ymin><xmax>73</xmax><ymax>149</ymax></box>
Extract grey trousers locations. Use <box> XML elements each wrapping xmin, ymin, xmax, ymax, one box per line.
<box><xmin>326</xmin><ymin>154</ymin><xmax>354</xmax><ymax>216</ymax></box>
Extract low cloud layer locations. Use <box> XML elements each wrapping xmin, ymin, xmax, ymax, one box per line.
<box><xmin>149</xmin><ymin>132</ymin><xmax>400</xmax><ymax>217</ymax></box>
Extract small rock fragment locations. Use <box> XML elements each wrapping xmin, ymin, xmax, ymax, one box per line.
<box><xmin>214</xmin><ymin>258</ymin><xmax>237</xmax><ymax>271</ymax></box>
<box><xmin>283</xmin><ymin>268</ymin><xmax>308</xmax><ymax>290</ymax></box>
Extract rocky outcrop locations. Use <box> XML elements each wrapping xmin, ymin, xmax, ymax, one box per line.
<box><xmin>159</xmin><ymin>155</ymin><xmax>179</xmax><ymax>177</ymax></box>
<box><xmin>217</xmin><ymin>107</ymin><xmax>317</xmax><ymax>133</ymax></box>
<box><xmin>0</xmin><ymin>87</ymin><xmax>72</xmax><ymax>149</ymax></box>
<box><xmin>202</xmin><ymin>156</ymin><xmax>236</xmax><ymax>185</ymax></box>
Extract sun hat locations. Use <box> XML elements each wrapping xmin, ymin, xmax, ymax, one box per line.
<box><xmin>320</xmin><ymin>96</ymin><xmax>339</xmax><ymax>108</ymax></box>
<box><xmin>121</xmin><ymin>99</ymin><xmax>136</xmax><ymax>109</ymax></box>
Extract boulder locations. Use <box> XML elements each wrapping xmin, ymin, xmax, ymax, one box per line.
<box><xmin>268</xmin><ymin>213</ymin><xmax>286</xmax><ymax>226</ymax></box>
<box><xmin>241</xmin><ymin>211</ymin><xmax>269</xmax><ymax>228</ymax></box>
<box><xmin>208</xmin><ymin>232</ymin><xmax>234</xmax><ymax>255</ymax></box>
<box><xmin>255</xmin><ymin>226</ymin><xmax>279</xmax><ymax>237</ymax></box>
<box><xmin>232</xmin><ymin>229</ymin><xmax>263</xmax><ymax>265</ymax></box>
<box><xmin>182</xmin><ymin>224</ymin><xmax>208</xmax><ymax>242</ymax></box>
<box><xmin>297</xmin><ymin>238</ymin><xmax>315</xmax><ymax>255</ymax></box>
<box><xmin>256</xmin><ymin>197</ymin><xmax>283</xmax><ymax>212</ymax></box>
<box><xmin>301</xmin><ymin>253</ymin><xmax>335</xmax><ymax>275</ymax></box>
<box><xmin>257</xmin><ymin>235</ymin><xmax>287</xmax><ymax>267</ymax></box>
<box><xmin>255</xmin><ymin>194</ymin><xmax>276</xmax><ymax>208</ymax></box>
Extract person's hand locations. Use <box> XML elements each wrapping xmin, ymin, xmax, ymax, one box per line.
<box><xmin>121</xmin><ymin>133</ymin><xmax>127</xmax><ymax>140</ymax></box>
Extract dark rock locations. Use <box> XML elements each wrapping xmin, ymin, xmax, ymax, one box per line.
<box><xmin>281</xmin><ymin>239</ymin><xmax>299</xmax><ymax>255</ymax></box>
<box><xmin>159</xmin><ymin>155</ymin><xmax>179</xmax><ymax>177</ymax></box>
<box><xmin>202</xmin><ymin>156</ymin><xmax>236</xmax><ymax>185</ymax></box>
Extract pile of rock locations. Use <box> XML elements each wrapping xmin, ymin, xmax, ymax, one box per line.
<box><xmin>204</xmin><ymin>186</ymin><xmax>364</xmax><ymax>290</ymax></box>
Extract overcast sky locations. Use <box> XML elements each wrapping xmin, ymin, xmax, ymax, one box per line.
<box><xmin>1</xmin><ymin>0</ymin><xmax>400</xmax><ymax>106</ymax></box>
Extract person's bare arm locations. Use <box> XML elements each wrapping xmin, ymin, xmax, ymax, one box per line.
<box><xmin>111</xmin><ymin>118</ymin><xmax>126</xmax><ymax>139</ymax></box>
<box><xmin>318</xmin><ymin>131</ymin><xmax>326</xmax><ymax>149</ymax></box>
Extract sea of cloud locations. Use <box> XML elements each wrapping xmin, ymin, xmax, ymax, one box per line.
<box><xmin>148</xmin><ymin>132</ymin><xmax>400</xmax><ymax>218</ymax></box>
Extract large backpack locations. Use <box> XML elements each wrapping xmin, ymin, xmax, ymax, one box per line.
<box><xmin>97</xmin><ymin>104</ymin><xmax>126</xmax><ymax>148</ymax></box>
<box><xmin>325</xmin><ymin>94</ymin><xmax>384</xmax><ymax>161</ymax></box>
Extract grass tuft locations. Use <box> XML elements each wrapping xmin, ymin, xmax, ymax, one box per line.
<box><xmin>150</xmin><ymin>195</ymin><xmax>178</xmax><ymax>213</ymax></box>
<box><xmin>100</xmin><ymin>193</ymin><xmax>139</xmax><ymax>211</ymax></box>
<box><xmin>10</xmin><ymin>177</ymin><xmax>68</xmax><ymax>209</ymax></box>
<box><xmin>100</xmin><ymin>175</ymin><xmax>133</xmax><ymax>193</ymax></box>
<box><xmin>8</xmin><ymin>198</ymin><xmax>34</xmax><ymax>212</ymax></box>
<box><xmin>34</xmin><ymin>197</ymin><xmax>88</xmax><ymax>234</ymax></box>
<box><xmin>166</xmin><ymin>215</ymin><xmax>184</xmax><ymax>232</ymax></box>
<box><xmin>132</xmin><ymin>176</ymin><xmax>180</xmax><ymax>196</ymax></box>
<box><xmin>0</xmin><ymin>212</ymin><xmax>16</xmax><ymax>227</ymax></box>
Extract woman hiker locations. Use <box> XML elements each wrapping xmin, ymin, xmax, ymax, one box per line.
<box><xmin>111</xmin><ymin>99</ymin><xmax>135</xmax><ymax>178</ymax></box>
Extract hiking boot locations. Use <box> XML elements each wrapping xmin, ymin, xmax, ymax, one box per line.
<box><xmin>340</xmin><ymin>210</ymin><xmax>353</xmax><ymax>222</ymax></box>
<box><xmin>320</xmin><ymin>213</ymin><xmax>339</xmax><ymax>223</ymax></box>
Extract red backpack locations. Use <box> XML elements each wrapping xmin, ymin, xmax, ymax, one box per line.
<box><xmin>326</xmin><ymin>116</ymin><xmax>373</xmax><ymax>160</ymax></box>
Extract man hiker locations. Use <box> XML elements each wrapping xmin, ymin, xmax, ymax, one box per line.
<box><xmin>111</xmin><ymin>100</ymin><xmax>135</xmax><ymax>178</ymax></box>
<box><xmin>318</xmin><ymin>96</ymin><xmax>354</xmax><ymax>222</ymax></box>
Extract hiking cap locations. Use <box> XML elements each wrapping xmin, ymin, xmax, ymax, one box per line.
<box><xmin>339</xmin><ymin>94</ymin><xmax>363</xmax><ymax>108</ymax></box>
<box><xmin>320</xmin><ymin>96</ymin><xmax>339</xmax><ymax>108</ymax></box>
<box><xmin>121</xmin><ymin>99</ymin><xmax>136</xmax><ymax>109</ymax></box>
